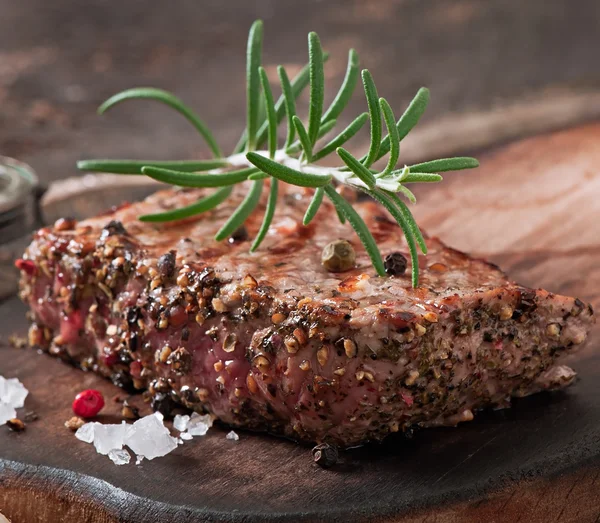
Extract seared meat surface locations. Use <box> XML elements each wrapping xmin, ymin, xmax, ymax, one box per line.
<box><xmin>18</xmin><ymin>183</ymin><xmax>595</xmax><ymax>446</ymax></box>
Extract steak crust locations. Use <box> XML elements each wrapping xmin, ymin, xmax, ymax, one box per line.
<box><xmin>18</xmin><ymin>183</ymin><xmax>595</xmax><ymax>446</ymax></box>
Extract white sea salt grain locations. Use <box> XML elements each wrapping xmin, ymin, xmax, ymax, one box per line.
<box><xmin>0</xmin><ymin>376</ymin><xmax>29</xmax><ymax>426</ymax></box>
<box><xmin>108</xmin><ymin>448</ymin><xmax>131</xmax><ymax>466</ymax></box>
<box><xmin>173</xmin><ymin>414</ymin><xmax>190</xmax><ymax>432</ymax></box>
<box><xmin>124</xmin><ymin>412</ymin><xmax>178</xmax><ymax>460</ymax></box>
<box><xmin>75</xmin><ymin>422</ymin><xmax>96</xmax><ymax>444</ymax></box>
<box><xmin>93</xmin><ymin>421</ymin><xmax>128</xmax><ymax>455</ymax></box>
<box><xmin>187</xmin><ymin>412</ymin><xmax>213</xmax><ymax>436</ymax></box>
<box><xmin>74</xmin><ymin>409</ymin><xmax>213</xmax><ymax>465</ymax></box>
<box><xmin>226</xmin><ymin>431</ymin><xmax>239</xmax><ymax>441</ymax></box>
<box><xmin>0</xmin><ymin>376</ymin><xmax>28</xmax><ymax>409</ymax></box>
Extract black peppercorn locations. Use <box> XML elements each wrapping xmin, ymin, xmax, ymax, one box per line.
<box><xmin>157</xmin><ymin>250</ymin><xmax>177</xmax><ymax>278</ymax></box>
<box><xmin>312</xmin><ymin>443</ymin><xmax>338</xmax><ymax>468</ymax></box>
<box><xmin>100</xmin><ymin>220</ymin><xmax>127</xmax><ymax>239</ymax></box>
<box><xmin>151</xmin><ymin>392</ymin><xmax>177</xmax><ymax>418</ymax></box>
<box><xmin>126</xmin><ymin>306</ymin><xmax>141</xmax><ymax>325</ymax></box>
<box><xmin>180</xmin><ymin>385</ymin><xmax>200</xmax><ymax>405</ymax></box>
<box><xmin>384</xmin><ymin>252</ymin><xmax>407</xmax><ymax>276</ymax></box>
<box><xmin>111</xmin><ymin>370</ymin><xmax>135</xmax><ymax>391</ymax></box>
<box><xmin>121</xmin><ymin>400</ymin><xmax>140</xmax><ymax>420</ymax></box>
<box><xmin>167</xmin><ymin>347</ymin><xmax>192</xmax><ymax>375</ymax></box>
<box><xmin>229</xmin><ymin>226</ymin><xmax>249</xmax><ymax>243</ymax></box>
<box><xmin>403</xmin><ymin>426</ymin><xmax>416</xmax><ymax>440</ymax></box>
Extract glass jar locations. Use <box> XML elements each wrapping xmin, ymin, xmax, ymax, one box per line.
<box><xmin>0</xmin><ymin>156</ymin><xmax>41</xmax><ymax>244</ymax></box>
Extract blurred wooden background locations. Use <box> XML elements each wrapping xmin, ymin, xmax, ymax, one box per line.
<box><xmin>1</xmin><ymin>0</ymin><xmax>599</xmax><ymax>185</ymax></box>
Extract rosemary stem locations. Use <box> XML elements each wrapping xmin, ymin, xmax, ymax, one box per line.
<box><xmin>223</xmin><ymin>150</ymin><xmax>406</xmax><ymax>193</ymax></box>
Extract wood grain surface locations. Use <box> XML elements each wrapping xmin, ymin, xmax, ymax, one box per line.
<box><xmin>0</xmin><ymin>123</ymin><xmax>599</xmax><ymax>522</ymax></box>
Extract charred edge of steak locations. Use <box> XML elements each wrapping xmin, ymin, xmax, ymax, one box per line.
<box><xmin>17</xmin><ymin>224</ymin><xmax>595</xmax><ymax>447</ymax></box>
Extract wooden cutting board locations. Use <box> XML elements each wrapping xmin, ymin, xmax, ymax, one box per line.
<box><xmin>1</xmin><ymin>123</ymin><xmax>599</xmax><ymax>523</ymax></box>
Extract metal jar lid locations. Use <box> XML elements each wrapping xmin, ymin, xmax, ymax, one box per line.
<box><xmin>0</xmin><ymin>156</ymin><xmax>42</xmax><ymax>244</ymax></box>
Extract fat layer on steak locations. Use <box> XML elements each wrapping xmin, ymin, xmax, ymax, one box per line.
<box><xmin>18</xmin><ymin>183</ymin><xmax>595</xmax><ymax>446</ymax></box>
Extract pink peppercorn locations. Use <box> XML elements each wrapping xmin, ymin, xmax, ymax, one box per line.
<box><xmin>15</xmin><ymin>259</ymin><xmax>37</xmax><ymax>276</ymax></box>
<box><xmin>72</xmin><ymin>389</ymin><xmax>105</xmax><ymax>418</ymax></box>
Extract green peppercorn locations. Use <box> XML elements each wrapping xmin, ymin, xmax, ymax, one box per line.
<box><xmin>321</xmin><ymin>240</ymin><xmax>356</xmax><ymax>272</ymax></box>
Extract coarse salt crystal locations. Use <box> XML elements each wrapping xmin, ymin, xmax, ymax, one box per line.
<box><xmin>108</xmin><ymin>448</ymin><xmax>131</xmax><ymax>466</ymax></box>
<box><xmin>75</xmin><ymin>422</ymin><xmax>96</xmax><ymax>444</ymax></box>
<box><xmin>75</xmin><ymin>411</ymin><xmax>197</xmax><ymax>465</ymax></box>
<box><xmin>173</xmin><ymin>414</ymin><xmax>190</xmax><ymax>432</ymax></box>
<box><xmin>187</xmin><ymin>412</ymin><xmax>213</xmax><ymax>437</ymax></box>
<box><xmin>0</xmin><ymin>376</ymin><xmax>29</xmax><ymax>409</ymax></box>
<box><xmin>124</xmin><ymin>412</ymin><xmax>178</xmax><ymax>460</ymax></box>
<box><xmin>0</xmin><ymin>376</ymin><xmax>29</xmax><ymax>426</ymax></box>
<box><xmin>93</xmin><ymin>421</ymin><xmax>128</xmax><ymax>455</ymax></box>
<box><xmin>226</xmin><ymin>431</ymin><xmax>239</xmax><ymax>441</ymax></box>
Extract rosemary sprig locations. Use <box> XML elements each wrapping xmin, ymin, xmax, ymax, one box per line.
<box><xmin>78</xmin><ymin>19</ymin><xmax>479</xmax><ymax>286</ymax></box>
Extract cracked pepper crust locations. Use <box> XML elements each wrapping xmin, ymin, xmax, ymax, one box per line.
<box><xmin>18</xmin><ymin>183</ymin><xmax>595</xmax><ymax>446</ymax></box>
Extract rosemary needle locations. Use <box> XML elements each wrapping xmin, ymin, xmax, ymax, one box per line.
<box><xmin>139</xmin><ymin>186</ymin><xmax>232</xmax><ymax>222</ymax></box>
<box><xmin>303</xmin><ymin>187</ymin><xmax>324</xmax><ymax>225</ymax></box>
<box><xmin>99</xmin><ymin>88</ymin><xmax>222</xmax><ymax>158</ymax></box>
<box><xmin>251</xmin><ymin>179</ymin><xmax>278</xmax><ymax>251</ymax></box>
<box><xmin>215</xmin><ymin>180</ymin><xmax>263</xmax><ymax>241</ymax></box>
<box><xmin>361</xmin><ymin>70</ymin><xmax>381</xmax><ymax>168</ymax></box>
<box><xmin>245</xmin><ymin>20</ymin><xmax>264</xmax><ymax>151</ymax></box>
<box><xmin>76</xmin><ymin>159</ymin><xmax>228</xmax><ymax>175</ymax></box>
<box><xmin>307</xmin><ymin>32</ymin><xmax>325</xmax><ymax>146</ymax></box>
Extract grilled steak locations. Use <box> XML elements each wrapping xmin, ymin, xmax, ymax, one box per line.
<box><xmin>17</xmin><ymin>183</ymin><xmax>595</xmax><ymax>446</ymax></box>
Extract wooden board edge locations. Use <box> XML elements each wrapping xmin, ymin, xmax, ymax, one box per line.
<box><xmin>2</xmin><ymin>457</ymin><xmax>600</xmax><ymax>523</ymax></box>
